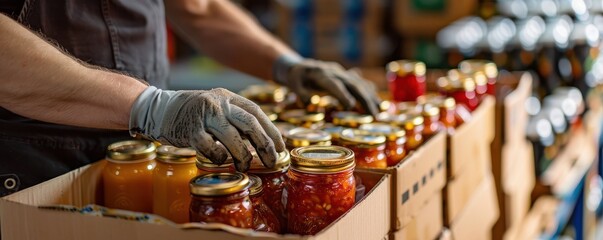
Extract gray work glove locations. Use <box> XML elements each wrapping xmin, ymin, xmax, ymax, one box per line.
<box><xmin>129</xmin><ymin>86</ymin><xmax>285</xmax><ymax>172</ymax></box>
<box><xmin>274</xmin><ymin>55</ymin><xmax>381</xmax><ymax>115</ymax></box>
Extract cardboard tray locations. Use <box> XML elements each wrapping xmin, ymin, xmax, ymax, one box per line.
<box><xmin>391</xmin><ymin>192</ymin><xmax>443</xmax><ymax>240</ymax></box>
<box><xmin>0</xmin><ymin>162</ymin><xmax>391</xmax><ymax>240</ymax></box>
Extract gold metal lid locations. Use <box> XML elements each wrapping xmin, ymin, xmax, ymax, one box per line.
<box><xmin>286</xmin><ymin>128</ymin><xmax>332</xmax><ymax>147</ymax></box>
<box><xmin>386</xmin><ymin>60</ymin><xmax>427</xmax><ymax>77</ymax></box>
<box><xmin>472</xmin><ymin>71</ymin><xmax>488</xmax><ymax>86</ymax></box>
<box><xmin>239</xmin><ymin>84</ymin><xmax>288</xmax><ymax>103</ymax></box>
<box><xmin>249</xmin><ymin>151</ymin><xmax>290</xmax><ymax>173</ymax></box>
<box><xmin>189</xmin><ymin>172</ymin><xmax>250</xmax><ymax>196</ymax></box>
<box><xmin>259</xmin><ymin>105</ymin><xmax>280</xmax><ymax>121</ymax></box>
<box><xmin>421</xmin><ymin>104</ymin><xmax>441</xmax><ymax>117</ymax></box>
<box><xmin>318</xmin><ymin>95</ymin><xmax>341</xmax><ymax>108</ymax></box>
<box><xmin>458</xmin><ymin>59</ymin><xmax>498</xmax><ymax>78</ymax></box>
<box><xmin>376</xmin><ymin>112</ymin><xmax>405</xmax><ymax>123</ymax></box>
<box><xmin>248</xmin><ymin>174</ymin><xmax>264</xmax><ymax>196</ymax></box>
<box><xmin>106</xmin><ymin>140</ymin><xmax>156</xmax><ymax>162</ymax></box>
<box><xmin>321</xmin><ymin>124</ymin><xmax>347</xmax><ymax>140</ymax></box>
<box><xmin>397</xmin><ymin>114</ymin><xmax>425</xmax><ymax>130</ymax></box>
<box><xmin>290</xmin><ymin>146</ymin><xmax>355</xmax><ymax>174</ymax></box>
<box><xmin>332</xmin><ymin>111</ymin><xmax>374</xmax><ymax>128</ymax></box>
<box><xmin>280</xmin><ymin>109</ymin><xmax>325</xmax><ymax>125</ymax></box>
<box><xmin>416</xmin><ymin>93</ymin><xmax>445</xmax><ymax>105</ymax></box>
<box><xmin>340</xmin><ymin>129</ymin><xmax>387</xmax><ymax>145</ymax></box>
<box><xmin>396</xmin><ymin>101</ymin><xmax>422</xmax><ymax>115</ymax></box>
<box><xmin>437</xmin><ymin>76</ymin><xmax>476</xmax><ymax>92</ymax></box>
<box><xmin>274</xmin><ymin>122</ymin><xmax>297</xmax><ymax>137</ymax></box>
<box><xmin>196</xmin><ymin>154</ymin><xmax>234</xmax><ymax>169</ymax></box>
<box><xmin>156</xmin><ymin>145</ymin><xmax>196</xmax><ymax>164</ymax></box>
<box><xmin>359</xmin><ymin>123</ymin><xmax>406</xmax><ymax>141</ymax></box>
<box><xmin>379</xmin><ymin>101</ymin><xmax>393</xmax><ymax>112</ymax></box>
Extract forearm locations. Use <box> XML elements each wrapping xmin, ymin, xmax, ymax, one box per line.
<box><xmin>0</xmin><ymin>14</ymin><xmax>147</xmax><ymax>130</ymax></box>
<box><xmin>165</xmin><ymin>0</ymin><xmax>298</xmax><ymax>81</ymax></box>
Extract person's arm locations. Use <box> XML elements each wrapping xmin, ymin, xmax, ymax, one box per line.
<box><xmin>0</xmin><ymin>14</ymin><xmax>147</xmax><ymax>130</ymax></box>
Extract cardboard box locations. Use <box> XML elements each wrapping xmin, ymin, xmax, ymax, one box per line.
<box><xmin>392</xmin><ymin>192</ymin><xmax>443</xmax><ymax>240</ymax></box>
<box><xmin>501</xmin><ymin>140</ymin><xmax>534</xmax><ymax>228</ymax></box>
<box><xmin>503</xmin><ymin>197</ymin><xmax>559</xmax><ymax>240</ymax></box>
<box><xmin>393</xmin><ymin>0</ymin><xmax>478</xmax><ymax>37</ymax></box>
<box><xmin>450</xmin><ymin>174</ymin><xmax>499</xmax><ymax>240</ymax></box>
<box><xmin>0</xmin><ymin>163</ymin><xmax>391</xmax><ymax>240</ymax></box>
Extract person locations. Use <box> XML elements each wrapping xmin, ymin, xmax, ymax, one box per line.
<box><xmin>0</xmin><ymin>0</ymin><xmax>380</xmax><ymax>196</ymax></box>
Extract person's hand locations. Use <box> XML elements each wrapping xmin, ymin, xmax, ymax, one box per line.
<box><xmin>274</xmin><ymin>55</ymin><xmax>381</xmax><ymax>115</ymax></box>
<box><xmin>129</xmin><ymin>86</ymin><xmax>285</xmax><ymax>172</ymax></box>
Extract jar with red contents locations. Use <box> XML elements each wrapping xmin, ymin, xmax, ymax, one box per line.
<box><xmin>248</xmin><ymin>174</ymin><xmax>281</xmax><ymax>233</ymax></box>
<box><xmin>195</xmin><ymin>154</ymin><xmax>235</xmax><ymax>176</ymax></box>
<box><xmin>286</xmin><ymin>146</ymin><xmax>356</xmax><ymax>235</ymax></box>
<box><xmin>437</xmin><ymin>76</ymin><xmax>479</xmax><ymax>111</ymax></box>
<box><xmin>248</xmin><ymin>151</ymin><xmax>290</xmax><ymax>233</ymax></box>
<box><xmin>189</xmin><ymin>172</ymin><xmax>253</xmax><ymax>228</ymax></box>
<box><xmin>448</xmin><ymin>69</ymin><xmax>487</xmax><ymax>100</ymax></box>
<box><xmin>285</xmin><ymin>128</ymin><xmax>332</xmax><ymax>151</ymax></box>
<box><xmin>386</xmin><ymin>60</ymin><xmax>427</xmax><ymax>102</ymax></box>
<box><xmin>280</xmin><ymin>109</ymin><xmax>325</xmax><ymax>129</ymax></box>
<box><xmin>339</xmin><ymin>129</ymin><xmax>387</xmax><ymax>169</ymax></box>
<box><xmin>459</xmin><ymin>59</ymin><xmax>498</xmax><ymax>95</ymax></box>
<box><xmin>332</xmin><ymin>111</ymin><xmax>374</xmax><ymax>128</ymax></box>
<box><xmin>359</xmin><ymin>123</ymin><xmax>407</xmax><ymax>167</ymax></box>
<box><xmin>395</xmin><ymin>114</ymin><xmax>425</xmax><ymax>151</ymax></box>
<box><xmin>421</xmin><ymin>104</ymin><xmax>444</xmax><ymax>138</ymax></box>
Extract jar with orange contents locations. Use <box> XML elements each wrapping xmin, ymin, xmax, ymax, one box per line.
<box><xmin>437</xmin><ymin>76</ymin><xmax>479</xmax><ymax>111</ymax></box>
<box><xmin>332</xmin><ymin>111</ymin><xmax>374</xmax><ymax>128</ymax></box>
<box><xmin>248</xmin><ymin>174</ymin><xmax>281</xmax><ymax>233</ymax></box>
<box><xmin>103</xmin><ymin>140</ymin><xmax>156</xmax><ymax>213</ymax></box>
<box><xmin>285</xmin><ymin>127</ymin><xmax>332</xmax><ymax>151</ymax></box>
<box><xmin>395</xmin><ymin>114</ymin><xmax>425</xmax><ymax>151</ymax></box>
<box><xmin>339</xmin><ymin>129</ymin><xmax>387</xmax><ymax>169</ymax></box>
<box><xmin>248</xmin><ymin>151</ymin><xmax>290</xmax><ymax>232</ymax></box>
<box><xmin>427</xmin><ymin>97</ymin><xmax>458</xmax><ymax>134</ymax></box>
<box><xmin>280</xmin><ymin>109</ymin><xmax>325</xmax><ymax>129</ymax></box>
<box><xmin>459</xmin><ymin>59</ymin><xmax>498</xmax><ymax>95</ymax></box>
<box><xmin>286</xmin><ymin>146</ymin><xmax>356</xmax><ymax>235</ymax></box>
<box><xmin>196</xmin><ymin>154</ymin><xmax>235</xmax><ymax>176</ymax></box>
<box><xmin>189</xmin><ymin>172</ymin><xmax>253</xmax><ymax>228</ymax></box>
<box><xmin>421</xmin><ymin>104</ymin><xmax>444</xmax><ymax>138</ymax></box>
<box><xmin>359</xmin><ymin>123</ymin><xmax>407</xmax><ymax>167</ymax></box>
<box><xmin>152</xmin><ymin>145</ymin><xmax>197</xmax><ymax>223</ymax></box>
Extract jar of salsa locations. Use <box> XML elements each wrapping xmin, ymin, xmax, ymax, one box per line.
<box><xmin>459</xmin><ymin>59</ymin><xmax>498</xmax><ymax>95</ymax></box>
<box><xmin>196</xmin><ymin>154</ymin><xmax>235</xmax><ymax>176</ymax></box>
<box><xmin>152</xmin><ymin>145</ymin><xmax>197</xmax><ymax>223</ymax></box>
<box><xmin>340</xmin><ymin>129</ymin><xmax>387</xmax><ymax>169</ymax></box>
<box><xmin>421</xmin><ymin>104</ymin><xmax>444</xmax><ymax>138</ymax></box>
<box><xmin>287</xmin><ymin>146</ymin><xmax>356</xmax><ymax>235</ymax></box>
<box><xmin>332</xmin><ymin>111</ymin><xmax>374</xmax><ymax>128</ymax></box>
<box><xmin>285</xmin><ymin>127</ymin><xmax>332</xmax><ymax>151</ymax></box>
<box><xmin>280</xmin><ymin>109</ymin><xmax>326</xmax><ymax>129</ymax></box>
<box><xmin>437</xmin><ymin>76</ymin><xmax>479</xmax><ymax>111</ymax></box>
<box><xmin>248</xmin><ymin>151</ymin><xmax>290</xmax><ymax>232</ymax></box>
<box><xmin>189</xmin><ymin>172</ymin><xmax>253</xmax><ymax>228</ymax></box>
<box><xmin>386</xmin><ymin>60</ymin><xmax>427</xmax><ymax>102</ymax></box>
<box><xmin>359</xmin><ymin>123</ymin><xmax>407</xmax><ymax>166</ymax></box>
<box><xmin>103</xmin><ymin>140</ymin><xmax>156</xmax><ymax>213</ymax></box>
<box><xmin>248</xmin><ymin>174</ymin><xmax>281</xmax><ymax>233</ymax></box>
<box><xmin>239</xmin><ymin>84</ymin><xmax>288</xmax><ymax>104</ymax></box>
<box><xmin>427</xmin><ymin>97</ymin><xmax>458</xmax><ymax>133</ymax></box>
<box><xmin>394</xmin><ymin>114</ymin><xmax>425</xmax><ymax>151</ymax></box>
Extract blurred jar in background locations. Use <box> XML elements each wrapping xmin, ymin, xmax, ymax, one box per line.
<box><xmin>386</xmin><ymin>60</ymin><xmax>427</xmax><ymax>102</ymax></box>
<box><xmin>280</xmin><ymin>109</ymin><xmax>326</xmax><ymax>129</ymax></box>
<box><xmin>340</xmin><ymin>129</ymin><xmax>387</xmax><ymax>169</ymax></box>
<box><xmin>196</xmin><ymin>153</ymin><xmax>235</xmax><ymax>176</ymax></box>
<box><xmin>359</xmin><ymin>123</ymin><xmax>407</xmax><ymax>166</ymax></box>
<box><xmin>248</xmin><ymin>174</ymin><xmax>281</xmax><ymax>233</ymax></box>
<box><xmin>285</xmin><ymin>127</ymin><xmax>332</xmax><ymax>151</ymax></box>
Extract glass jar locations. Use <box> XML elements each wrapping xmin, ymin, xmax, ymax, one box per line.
<box><xmin>103</xmin><ymin>140</ymin><xmax>156</xmax><ymax>213</ymax></box>
<box><xmin>321</xmin><ymin>124</ymin><xmax>347</xmax><ymax>146</ymax></box>
<box><xmin>396</xmin><ymin>114</ymin><xmax>425</xmax><ymax>151</ymax></box>
<box><xmin>396</xmin><ymin>101</ymin><xmax>422</xmax><ymax>115</ymax></box>
<box><xmin>386</xmin><ymin>60</ymin><xmax>427</xmax><ymax>102</ymax></box>
<box><xmin>238</xmin><ymin>84</ymin><xmax>288</xmax><ymax>104</ymax></box>
<box><xmin>332</xmin><ymin>111</ymin><xmax>374</xmax><ymax>128</ymax></box>
<box><xmin>359</xmin><ymin>123</ymin><xmax>407</xmax><ymax>167</ymax></box>
<box><xmin>196</xmin><ymin>154</ymin><xmax>235</xmax><ymax>176</ymax></box>
<box><xmin>286</xmin><ymin>146</ymin><xmax>356</xmax><ymax>235</ymax></box>
<box><xmin>248</xmin><ymin>174</ymin><xmax>281</xmax><ymax>233</ymax></box>
<box><xmin>437</xmin><ymin>76</ymin><xmax>479</xmax><ymax>111</ymax></box>
<box><xmin>459</xmin><ymin>59</ymin><xmax>498</xmax><ymax>95</ymax></box>
<box><xmin>285</xmin><ymin>127</ymin><xmax>332</xmax><ymax>151</ymax></box>
<box><xmin>280</xmin><ymin>109</ymin><xmax>325</xmax><ymax>129</ymax></box>
<box><xmin>152</xmin><ymin>145</ymin><xmax>197</xmax><ymax>223</ymax></box>
<box><xmin>248</xmin><ymin>151</ymin><xmax>290</xmax><ymax>232</ymax></box>
<box><xmin>339</xmin><ymin>129</ymin><xmax>387</xmax><ymax>169</ymax></box>
<box><xmin>274</xmin><ymin>122</ymin><xmax>297</xmax><ymax>138</ymax></box>
<box><xmin>421</xmin><ymin>104</ymin><xmax>444</xmax><ymax>138</ymax></box>
<box><xmin>189</xmin><ymin>172</ymin><xmax>253</xmax><ymax>228</ymax></box>
<box><xmin>448</xmin><ymin>69</ymin><xmax>487</xmax><ymax>99</ymax></box>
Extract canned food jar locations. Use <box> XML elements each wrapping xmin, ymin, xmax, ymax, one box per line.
<box><xmin>306</xmin><ymin>95</ymin><xmax>343</xmax><ymax>122</ymax></box>
<box><xmin>396</xmin><ymin>101</ymin><xmax>422</xmax><ymax>115</ymax></box>
<box><xmin>437</xmin><ymin>76</ymin><xmax>479</xmax><ymax>111</ymax></box>
<box><xmin>449</xmin><ymin>69</ymin><xmax>488</xmax><ymax>99</ymax></box>
<box><xmin>340</xmin><ymin>129</ymin><xmax>388</xmax><ymax>169</ymax></box>
<box><xmin>196</xmin><ymin>154</ymin><xmax>235</xmax><ymax>176</ymax></box>
<box><xmin>429</xmin><ymin>97</ymin><xmax>458</xmax><ymax>133</ymax></box>
<box><xmin>152</xmin><ymin>146</ymin><xmax>197</xmax><ymax>223</ymax></box>
<box><xmin>286</xmin><ymin>146</ymin><xmax>356</xmax><ymax>235</ymax></box>
<box><xmin>387</xmin><ymin>60</ymin><xmax>427</xmax><ymax>102</ymax></box>
<box><xmin>421</xmin><ymin>104</ymin><xmax>444</xmax><ymax>138</ymax></box>
<box><xmin>248</xmin><ymin>151</ymin><xmax>290</xmax><ymax>232</ymax></box>
<box><xmin>459</xmin><ymin>59</ymin><xmax>498</xmax><ymax>95</ymax></box>
<box><xmin>248</xmin><ymin>174</ymin><xmax>281</xmax><ymax>233</ymax></box>
<box><xmin>274</xmin><ymin>122</ymin><xmax>297</xmax><ymax>138</ymax></box>
<box><xmin>280</xmin><ymin>109</ymin><xmax>325</xmax><ymax>129</ymax></box>
<box><xmin>103</xmin><ymin>140</ymin><xmax>156</xmax><ymax>213</ymax></box>
<box><xmin>239</xmin><ymin>84</ymin><xmax>288</xmax><ymax>104</ymax></box>
<box><xmin>285</xmin><ymin>127</ymin><xmax>332</xmax><ymax>150</ymax></box>
<box><xmin>359</xmin><ymin>123</ymin><xmax>407</xmax><ymax>166</ymax></box>
<box><xmin>321</xmin><ymin>124</ymin><xmax>348</xmax><ymax>146</ymax></box>
<box><xmin>189</xmin><ymin>172</ymin><xmax>253</xmax><ymax>228</ymax></box>
<box><xmin>332</xmin><ymin>111</ymin><xmax>374</xmax><ymax>128</ymax></box>
<box><xmin>396</xmin><ymin>114</ymin><xmax>425</xmax><ymax>151</ymax></box>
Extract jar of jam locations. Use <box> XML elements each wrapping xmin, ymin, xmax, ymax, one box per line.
<box><xmin>359</xmin><ymin>123</ymin><xmax>407</xmax><ymax>167</ymax></box>
<box><xmin>339</xmin><ymin>129</ymin><xmax>387</xmax><ymax>169</ymax></box>
<box><xmin>459</xmin><ymin>59</ymin><xmax>498</xmax><ymax>95</ymax></box>
<box><xmin>421</xmin><ymin>104</ymin><xmax>444</xmax><ymax>138</ymax></box>
<box><xmin>285</xmin><ymin>127</ymin><xmax>332</xmax><ymax>150</ymax></box>
<box><xmin>196</xmin><ymin>154</ymin><xmax>235</xmax><ymax>176</ymax></box>
<box><xmin>280</xmin><ymin>109</ymin><xmax>326</xmax><ymax>129</ymax></box>
<box><xmin>103</xmin><ymin>140</ymin><xmax>156</xmax><ymax>213</ymax></box>
<box><xmin>332</xmin><ymin>111</ymin><xmax>374</xmax><ymax>128</ymax></box>
<box><xmin>287</xmin><ymin>146</ymin><xmax>356</xmax><ymax>235</ymax></box>
<box><xmin>248</xmin><ymin>174</ymin><xmax>281</xmax><ymax>233</ymax></box>
<box><xmin>189</xmin><ymin>172</ymin><xmax>253</xmax><ymax>228</ymax></box>
<box><xmin>386</xmin><ymin>60</ymin><xmax>427</xmax><ymax>102</ymax></box>
<box><xmin>321</xmin><ymin>124</ymin><xmax>347</xmax><ymax>146</ymax></box>
<box><xmin>396</xmin><ymin>114</ymin><xmax>425</xmax><ymax>151</ymax></box>
<box><xmin>152</xmin><ymin>145</ymin><xmax>197</xmax><ymax>223</ymax></box>
<box><xmin>437</xmin><ymin>76</ymin><xmax>479</xmax><ymax>111</ymax></box>
<box><xmin>248</xmin><ymin>151</ymin><xmax>290</xmax><ymax>232</ymax></box>
<box><xmin>239</xmin><ymin>84</ymin><xmax>288</xmax><ymax>104</ymax></box>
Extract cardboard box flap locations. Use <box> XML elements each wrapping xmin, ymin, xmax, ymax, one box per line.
<box><xmin>450</xmin><ymin>174</ymin><xmax>499</xmax><ymax>240</ymax></box>
<box><xmin>393</xmin><ymin>192</ymin><xmax>443</xmax><ymax>240</ymax></box>
<box><xmin>501</xmin><ymin>141</ymin><xmax>535</xmax><ymax>194</ymax></box>
<box><xmin>500</xmin><ymin>72</ymin><xmax>532</xmax><ymax>144</ymax></box>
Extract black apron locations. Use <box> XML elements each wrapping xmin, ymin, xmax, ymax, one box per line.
<box><xmin>0</xmin><ymin>0</ymin><xmax>169</xmax><ymax>196</ymax></box>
